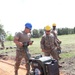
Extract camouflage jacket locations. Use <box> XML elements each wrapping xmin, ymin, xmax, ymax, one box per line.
<box><xmin>51</xmin><ymin>29</ymin><xmax>58</xmax><ymax>39</ymax></box>
<box><xmin>40</xmin><ymin>33</ymin><xmax>58</xmax><ymax>50</ymax></box>
<box><xmin>14</xmin><ymin>31</ymin><xmax>31</xmax><ymax>50</ymax></box>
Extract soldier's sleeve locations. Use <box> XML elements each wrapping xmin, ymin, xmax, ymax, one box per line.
<box><xmin>54</xmin><ymin>36</ymin><xmax>59</xmax><ymax>46</ymax></box>
<box><xmin>14</xmin><ymin>32</ymin><xmax>21</xmax><ymax>42</ymax></box>
<box><xmin>50</xmin><ymin>34</ymin><xmax>54</xmax><ymax>50</ymax></box>
<box><xmin>27</xmin><ymin>33</ymin><xmax>31</xmax><ymax>41</ymax></box>
<box><xmin>51</xmin><ymin>30</ymin><xmax>58</xmax><ymax>39</ymax></box>
<box><xmin>40</xmin><ymin>36</ymin><xmax>45</xmax><ymax>50</ymax></box>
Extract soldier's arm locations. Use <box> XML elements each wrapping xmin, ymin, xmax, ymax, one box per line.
<box><xmin>27</xmin><ymin>33</ymin><xmax>33</xmax><ymax>45</ymax></box>
<box><xmin>50</xmin><ymin>34</ymin><xmax>57</xmax><ymax>50</ymax></box>
<box><xmin>54</xmin><ymin>37</ymin><xmax>59</xmax><ymax>48</ymax></box>
<box><xmin>40</xmin><ymin>36</ymin><xmax>45</xmax><ymax>50</ymax></box>
<box><xmin>50</xmin><ymin>38</ymin><xmax>55</xmax><ymax>50</ymax></box>
<box><xmin>52</xmin><ymin>30</ymin><xmax>61</xmax><ymax>43</ymax></box>
<box><xmin>14</xmin><ymin>33</ymin><xmax>23</xmax><ymax>47</ymax></box>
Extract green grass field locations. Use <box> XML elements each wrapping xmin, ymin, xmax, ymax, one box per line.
<box><xmin>58</xmin><ymin>34</ymin><xmax>75</xmax><ymax>58</ymax></box>
<box><xmin>0</xmin><ymin>34</ymin><xmax>75</xmax><ymax>58</ymax></box>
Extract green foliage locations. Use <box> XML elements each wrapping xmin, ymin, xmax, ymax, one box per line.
<box><xmin>0</xmin><ymin>34</ymin><xmax>75</xmax><ymax>58</ymax></box>
<box><xmin>58</xmin><ymin>34</ymin><xmax>75</xmax><ymax>45</ymax></box>
<box><xmin>31</xmin><ymin>27</ymin><xmax>75</xmax><ymax>38</ymax></box>
<box><xmin>31</xmin><ymin>29</ymin><xmax>44</xmax><ymax>38</ymax></box>
<box><xmin>29</xmin><ymin>38</ymin><xmax>41</xmax><ymax>54</ymax></box>
<box><xmin>39</xmin><ymin>29</ymin><xmax>44</xmax><ymax>36</ymax></box>
<box><xmin>58</xmin><ymin>34</ymin><xmax>75</xmax><ymax>58</ymax></box>
<box><xmin>74</xmin><ymin>27</ymin><xmax>75</xmax><ymax>33</ymax></box>
<box><xmin>32</xmin><ymin>29</ymin><xmax>40</xmax><ymax>38</ymax></box>
<box><xmin>0</xmin><ymin>24</ymin><xmax>6</xmax><ymax>35</ymax></box>
<box><xmin>58</xmin><ymin>27</ymin><xmax>75</xmax><ymax>35</ymax></box>
<box><xmin>6</xmin><ymin>34</ymin><xmax>14</xmax><ymax>41</ymax></box>
<box><xmin>60</xmin><ymin>52</ymin><xmax>75</xmax><ymax>58</ymax></box>
<box><xmin>4</xmin><ymin>41</ymin><xmax>15</xmax><ymax>46</ymax></box>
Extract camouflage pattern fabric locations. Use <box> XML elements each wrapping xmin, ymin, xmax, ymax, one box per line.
<box><xmin>40</xmin><ymin>33</ymin><xmax>59</xmax><ymax>61</ymax></box>
<box><xmin>14</xmin><ymin>31</ymin><xmax>31</xmax><ymax>74</ymax></box>
<box><xmin>51</xmin><ymin>30</ymin><xmax>61</xmax><ymax>51</ymax></box>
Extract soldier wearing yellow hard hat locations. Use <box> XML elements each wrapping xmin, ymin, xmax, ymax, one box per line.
<box><xmin>40</xmin><ymin>25</ymin><xmax>61</xmax><ymax>67</ymax></box>
<box><xmin>44</xmin><ymin>25</ymin><xmax>51</xmax><ymax>35</ymax></box>
<box><xmin>52</xmin><ymin>23</ymin><xmax>57</xmax><ymax>35</ymax></box>
<box><xmin>44</xmin><ymin>25</ymin><xmax>51</xmax><ymax>31</ymax></box>
<box><xmin>52</xmin><ymin>23</ymin><xmax>56</xmax><ymax>27</ymax></box>
<box><xmin>51</xmin><ymin>23</ymin><xmax>62</xmax><ymax>60</ymax></box>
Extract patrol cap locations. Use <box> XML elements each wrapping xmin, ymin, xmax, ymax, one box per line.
<box><xmin>25</xmin><ymin>23</ymin><xmax>32</xmax><ymax>30</ymax></box>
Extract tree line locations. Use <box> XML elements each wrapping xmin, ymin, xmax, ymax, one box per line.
<box><xmin>0</xmin><ymin>24</ymin><xmax>75</xmax><ymax>41</ymax></box>
<box><xmin>32</xmin><ymin>27</ymin><xmax>75</xmax><ymax>38</ymax></box>
<box><xmin>57</xmin><ymin>27</ymin><xmax>75</xmax><ymax>35</ymax></box>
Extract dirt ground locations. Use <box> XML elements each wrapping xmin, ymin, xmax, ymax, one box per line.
<box><xmin>0</xmin><ymin>54</ymin><xmax>75</xmax><ymax>75</ymax></box>
<box><xmin>60</xmin><ymin>56</ymin><xmax>75</xmax><ymax>75</ymax></box>
<box><xmin>0</xmin><ymin>44</ymin><xmax>75</xmax><ymax>75</ymax></box>
<box><xmin>0</xmin><ymin>56</ymin><xmax>65</xmax><ymax>75</ymax></box>
<box><xmin>0</xmin><ymin>59</ymin><xmax>27</xmax><ymax>75</ymax></box>
<box><xmin>0</xmin><ymin>53</ymin><xmax>75</xmax><ymax>75</ymax></box>
<box><xmin>0</xmin><ymin>68</ymin><xmax>9</xmax><ymax>75</ymax></box>
<box><xmin>0</xmin><ymin>57</ymin><xmax>66</xmax><ymax>75</ymax></box>
<box><xmin>59</xmin><ymin>44</ymin><xmax>75</xmax><ymax>75</ymax></box>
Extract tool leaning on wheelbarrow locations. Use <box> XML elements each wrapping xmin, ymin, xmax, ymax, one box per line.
<box><xmin>22</xmin><ymin>41</ymin><xmax>59</xmax><ymax>75</ymax></box>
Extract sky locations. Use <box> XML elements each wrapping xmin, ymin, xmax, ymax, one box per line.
<box><xmin>0</xmin><ymin>0</ymin><xmax>75</xmax><ymax>35</ymax></box>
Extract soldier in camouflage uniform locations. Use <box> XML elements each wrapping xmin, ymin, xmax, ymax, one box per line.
<box><xmin>14</xmin><ymin>23</ymin><xmax>33</xmax><ymax>75</ymax></box>
<box><xmin>51</xmin><ymin>23</ymin><xmax>62</xmax><ymax>59</ymax></box>
<box><xmin>0</xmin><ymin>32</ymin><xmax>5</xmax><ymax>49</ymax></box>
<box><xmin>40</xmin><ymin>25</ymin><xmax>59</xmax><ymax>61</ymax></box>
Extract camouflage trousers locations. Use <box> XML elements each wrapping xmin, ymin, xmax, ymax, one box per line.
<box><xmin>44</xmin><ymin>49</ymin><xmax>59</xmax><ymax>61</ymax></box>
<box><xmin>57</xmin><ymin>43</ymin><xmax>61</xmax><ymax>54</ymax></box>
<box><xmin>14</xmin><ymin>49</ymin><xmax>31</xmax><ymax>74</ymax></box>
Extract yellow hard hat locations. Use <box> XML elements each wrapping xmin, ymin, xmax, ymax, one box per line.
<box><xmin>52</xmin><ymin>23</ymin><xmax>56</xmax><ymax>26</ymax></box>
<box><xmin>44</xmin><ymin>25</ymin><xmax>51</xmax><ymax>31</ymax></box>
